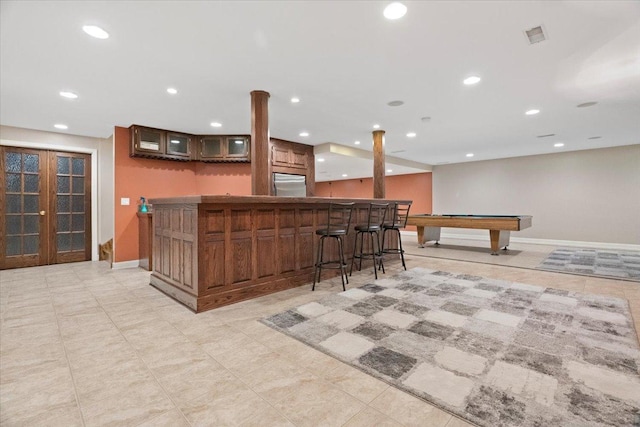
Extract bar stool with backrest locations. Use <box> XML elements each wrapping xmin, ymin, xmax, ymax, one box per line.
<box><xmin>312</xmin><ymin>202</ymin><xmax>354</xmax><ymax>291</ymax></box>
<box><xmin>350</xmin><ymin>202</ymin><xmax>389</xmax><ymax>280</ymax></box>
<box><xmin>380</xmin><ymin>201</ymin><xmax>412</xmax><ymax>271</ymax></box>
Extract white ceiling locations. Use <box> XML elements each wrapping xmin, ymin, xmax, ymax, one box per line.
<box><xmin>1</xmin><ymin>1</ymin><xmax>639</xmax><ymax>181</ymax></box>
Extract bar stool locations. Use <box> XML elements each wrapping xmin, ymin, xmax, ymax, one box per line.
<box><xmin>380</xmin><ymin>202</ymin><xmax>412</xmax><ymax>271</ymax></box>
<box><xmin>312</xmin><ymin>202</ymin><xmax>354</xmax><ymax>291</ymax></box>
<box><xmin>350</xmin><ymin>203</ymin><xmax>389</xmax><ymax>280</ymax></box>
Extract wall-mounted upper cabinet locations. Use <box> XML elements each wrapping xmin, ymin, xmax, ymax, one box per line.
<box><xmin>130</xmin><ymin>125</ymin><xmax>192</xmax><ymax>161</ymax></box>
<box><xmin>130</xmin><ymin>125</ymin><xmax>249</xmax><ymax>163</ymax></box>
<box><xmin>196</xmin><ymin>136</ymin><xmax>250</xmax><ymax>162</ymax></box>
<box><xmin>165</xmin><ymin>132</ymin><xmax>192</xmax><ymax>160</ymax></box>
<box><xmin>271</xmin><ymin>139</ymin><xmax>309</xmax><ymax>169</ymax></box>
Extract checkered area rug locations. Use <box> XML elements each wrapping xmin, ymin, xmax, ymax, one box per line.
<box><xmin>538</xmin><ymin>248</ymin><xmax>640</xmax><ymax>282</ymax></box>
<box><xmin>262</xmin><ymin>268</ymin><xmax>640</xmax><ymax>427</ymax></box>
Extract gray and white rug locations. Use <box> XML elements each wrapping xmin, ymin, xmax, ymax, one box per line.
<box><xmin>538</xmin><ymin>248</ymin><xmax>640</xmax><ymax>282</ymax></box>
<box><xmin>262</xmin><ymin>268</ymin><xmax>640</xmax><ymax>427</ymax></box>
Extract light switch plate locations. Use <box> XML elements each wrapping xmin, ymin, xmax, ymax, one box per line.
<box><xmin>121</xmin><ymin>197</ymin><xmax>130</xmax><ymax>206</ymax></box>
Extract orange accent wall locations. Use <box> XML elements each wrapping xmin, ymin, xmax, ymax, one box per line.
<box><xmin>315</xmin><ymin>172</ymin><xmax>433</xmax><ymax>230</ymax></box>
<box><xmin>194</xmin><ymin>162</ymin><xmax>252</xmax><ymax>195</ymax></box>
<box><xmin>113</xmin><ymin>126</ymin><xmax>251</xmax><ymax>263</ymax></box>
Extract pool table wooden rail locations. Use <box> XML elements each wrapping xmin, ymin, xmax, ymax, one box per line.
<box><xmin>407</xmin><ymin>214</ymin><xmax>532</xmax><ymax>255</ymax></box>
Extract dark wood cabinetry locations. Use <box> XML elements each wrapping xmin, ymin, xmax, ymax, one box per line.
<box><xmin>197</xmin><ymin>135</ymin><xmax>250</xmax><ymax>162</ymax></box>
<box><xmin>131</xmin><ymin>126</ymin><xmax>192</xmax><ymax>161</ymax></box>
<box><xmin>148</xmin><ymin>195</ymin><xmax>409</xmax><ymax>313</ymax></box>
<box><xmin>130</xmin><ymin>125</ymin><xmax>249</xmax><ymax>162</ymax></box>
<box><xmin>270</xmin><ymin>138</ymin><xmax>315</xmax><ymax>196</ymax></box>
<box><xmin>271</xmin><ymin>140</ymin><xmax>309</xmax><ymax>169</ymax></box>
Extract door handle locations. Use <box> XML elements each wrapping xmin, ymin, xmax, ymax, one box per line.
<box><xmin>40</xmin><ymin>210</ymin><xmax>46</xmax><ymax>216</ymax></box>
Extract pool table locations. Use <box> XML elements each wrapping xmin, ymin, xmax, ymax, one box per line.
<box><xmin>406</xmin><ymin>214</ymin><xmax>533</xmax><ymax>255</ymax></box>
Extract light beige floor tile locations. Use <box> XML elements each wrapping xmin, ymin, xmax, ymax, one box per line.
<box><xmin>153</xmin><ymin>357</ymin><xmax>232</xmax><ymax>405</ymax></box>
<box><xmin>272</xmin><ymin>377</ymin><xmax>366</xmax><ymax>427</ymax></box>
<box><xmin>179</xmin><ymin>379</ymin><xmax>273</xmax><ymax>426</ymax></box>
<box><xmin>78</xmin><ymin>378</ymin><xmax>174</xmax><ymax>427</ymax></box>
<box><xmin>322</xmin><ymin>362</ymin><xmax>389</xmax><ymax>403</ymax></box>
<box><xmin>135</xmin><ymin>409</ymin><xmax>190</xmax><ymax>427</ymax></box>
<box><xmin>370</xmin><ymin>387</ymin><xmax>453</xmax><ymax>427</ymax></box>
<box><xmin>0</xmin><ymin>400</ymin><xmax>83</xmax><ymax>427</ymax></box>
<box><xmin>343</xmin><ymin>406</ymin><xmax>404</xmax><ymax>427</ymax></box>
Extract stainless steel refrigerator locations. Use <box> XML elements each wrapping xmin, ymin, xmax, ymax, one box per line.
<box><xmin>273</xmin><ymin>173</ymin><xmax>306</xmax><ymax>197</ymax></box>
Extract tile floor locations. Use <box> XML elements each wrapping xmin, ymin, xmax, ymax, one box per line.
<box><xmin>1</xmin><ymin>240</ymin><xmax>639</xmax><ymax>426</ymax></box>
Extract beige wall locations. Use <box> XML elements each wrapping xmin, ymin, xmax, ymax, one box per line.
<box><xmin>0</xmin><ymin>125</ymin><xmax>114</xmax><ymax>259</ymax></box>
<box><xmin>433</xmin><ymin>145</ymin><xmax>640</xmax><ymax>245</ymax></box>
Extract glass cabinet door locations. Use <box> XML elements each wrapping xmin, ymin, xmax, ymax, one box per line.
<box><xmin>226</xmin><ymin>136</ymin><xmax>249</xmax><ymax>158</ymax></box>
<box><xmin>166</xmin><ymin>133</ymin><xmax>191</xmax><ymax>158</ymax></box>
<box><xmin>200</xmin><ymin>136</ymin><xmax>224</xmax><ymax>159</ymax></box>
<box><xmin>135</xmin><ymin>128</ymin><xmax>164</xmax><ymax>154</ymax></box>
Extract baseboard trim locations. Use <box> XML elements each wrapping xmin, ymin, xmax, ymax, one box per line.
<box><xmin>111</xmin><ymin>260</ymin><xmax>140</xmax><ymax>270</ymax></box>
<box><xmin>400</xmin><ymin>231</ymin><xmax>640</xmax><ymax>251</ymax></box>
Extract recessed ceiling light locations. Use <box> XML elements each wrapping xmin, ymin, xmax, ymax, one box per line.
<box><xmin>59</xmin><ymin>91</ymin><xmax>78</xmax><ymax>99</ymax></box>
<box><xmin>463</xmin><ymin>76</ymin><xmax>481</xmax><ymax>85</ymax></box>
<box><xmin>82</xmin><ymin>25</ymin><xmax>109</xmax><ymax>39</ymax></box>
<box><xmin>554</xmin><ymin>143</ymin><xmax>565</xmax><ymax>148</ymax></box>
<box><xmin>525</xmin><ymin>109</ymin><xmax>540</xmax><ymax>115</ymax></box>
<box><xmin>210</xmin><ymin>122</ymin><xmax>222</xmax><ymax>127</ymax></box>
<box><xmin>354</xmin><ymin>141</ymin><xmax>361</xmax><ymax>145</ymax></box>
<box><xmin>384</xmin><ymin>2</ymin><xmax>407</xmax><ymax>20</ymax></box>
<box><xmin>317</xmin><ymin>158</ymin><xmax>325</xmax><ymax>162</ymax></box>
<box><xmin>291</xmin><ymin>97</ymin><xmax>300</xmax><ymax>103</ymax></box>
<box><xmin>54</xmin><ymin>124</ymin><xmax>68</xmax><ymax>130</ymax></box>
<box><xmin>299</xmin><ymin>131</ymin><xmax>309</xmax><ymax>137</ymax></box>
<box><xmin>373</xmin><ymin>124</ymin><xmax>380</xmax><ymax>129</ymax></box>
<box><xmin>577</xmin><ymin>101</ymin><xmax>598</xmax><ymax>108</ymax></box>
<box><xmin>387</xmin><ymin>169</ymin><xmax>393</xmax><ymax>173</ymax></box>
<box><xmin>466</xmin><ymin>153</ymin><xmax>474</xmax><ymax>157</ymax></box>
<box><xmin>167</xmin><ymin>88</ymin><xmax>178</xmax><ymax>95</ymax></box>
<box><xmin>342</xmin><ymin>174</ymin><xmax>348</xmax><ymax>177</ymax></box>
<box><xmin>387</xmin><ymin>100</ymin><xmax>404</xmax><ymax>107</ymax></box>
<box><xmin>406</xmin><ymin>132</ymin><xmax>416</xmax><ymax>138</ymax></box>
<box><xmin>588</xmin><ymin>136</ymin><xmax>602</xmax><ymax>140</ymax></box>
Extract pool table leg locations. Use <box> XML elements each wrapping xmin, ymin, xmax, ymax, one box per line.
<box><xmin>489</xmin><ymin>230</ymin><xmax>500</xmax><ymax>255</ymax></box>
<box><xmin>417</xmin><ymin>226</ymin><xmax>425</xmax><ymax>248</ymax></box>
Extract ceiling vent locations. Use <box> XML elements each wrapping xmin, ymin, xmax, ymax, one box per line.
<box><xmin>537</xmin><ymin>133</ymin><xmax>555</xmax><ymax>138</ymax></box>
<box><xmin>525</xmin><ymin>26</ymin><xmax>546</xmax><ymax>44</ymax></box>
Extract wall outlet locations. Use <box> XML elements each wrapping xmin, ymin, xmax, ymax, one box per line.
<box><xmin>121</xmin><ymin>197</ymin><xmax>130</xmax><ymax>206</ymax></box>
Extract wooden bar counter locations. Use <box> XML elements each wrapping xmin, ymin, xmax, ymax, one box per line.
<box><xmin>147</xmin><ymin>195</ymin><xmax>410</xmax><ymax>313</ymax></box>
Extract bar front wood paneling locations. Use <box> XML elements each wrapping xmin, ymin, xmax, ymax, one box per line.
<box><xmin>148</xmin><ymin>195</ymin><xmax>410</xmax><ymax>313</ymax></box>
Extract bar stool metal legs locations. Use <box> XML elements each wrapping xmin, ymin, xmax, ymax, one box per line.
<box><xmin>380</xmin><ymin>202</ymin><xmax>412</xmax><ymax>271</ymax></box>
<box><xmin>312</xmin><ymin>202</ymin><xmax>354</xmax><ymax>291</ymax></box>
<box><xmin>349</xmin><ymin>202</ymin><xmax>389</xmax><ymax>280</ymax></box>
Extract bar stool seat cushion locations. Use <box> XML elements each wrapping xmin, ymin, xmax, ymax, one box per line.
<box><xmin>355</xmin><ymin>224</ymin><xmax>381</xmax><ymax>232</ymax></box>
<box><xmin>316</xmin><ymin>227</ymin><xmax>348</xmax><ymax>236</ymax></box>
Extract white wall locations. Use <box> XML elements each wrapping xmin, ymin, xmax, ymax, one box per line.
<box><xmin>97</xmin><ymin>134</ymin><xmax>114</xmax><ymax>244</ymax></box>
<box><xmin>433</xmin><ymin>145</ymin><xmax>640</xmax><ymax>245</ymax></box>
<box><xmin>0</xmin><ymin>125</ymin><xmax>115</xmax><ymax>259</ymax></box>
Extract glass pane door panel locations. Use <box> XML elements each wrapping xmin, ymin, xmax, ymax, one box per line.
<box><xmin>227</xmin><ymin>137</ymin><xmax>248</xmax><ymax>155</ymax></box>
<box><xmin>24</xmin><ymin>195</ymin><xmax>39</xmax><ymax>213</ymax></box>
<box><xmin>167</xmin><ymin>134</ymin><xmax>189</xmax><ymax>155</ymax></box>
<box><xmin>24</xmin><ymin>215</ymin><xmax>39</xmax><ymax>234</ymax></box>
<box><xmin>57</xmin><ymin>157</ymin><xmax>70</xmax><ymax>174</ymax></box>
<box><xmin>23</xmin><ymin>154</ymin><xmax>38</xmax><ymax>172</ymax></box>
<box><xmin>57</xmin><ymin>234</ymin><xmax>71</xmax><ymax>251</ymax></box>
<box><xmin>24</xmin><ymin>174</ymin><xmax>39</xmax><ymax>192</ymax></box>
<box><xmin>201</xmin><ymin>137</ymin><xmax>223</xmax><ymax>157</ymax></box>
<box><xmin>6</xmin><ymin>174</ymin><xmax>20</xmax><ymax>191</ymax></box>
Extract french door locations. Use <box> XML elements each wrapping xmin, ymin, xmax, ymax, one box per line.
<box><xmin>0</xmin><ymin>146</ymin><xmax>91</xmax><ymax>269</ymax></box>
